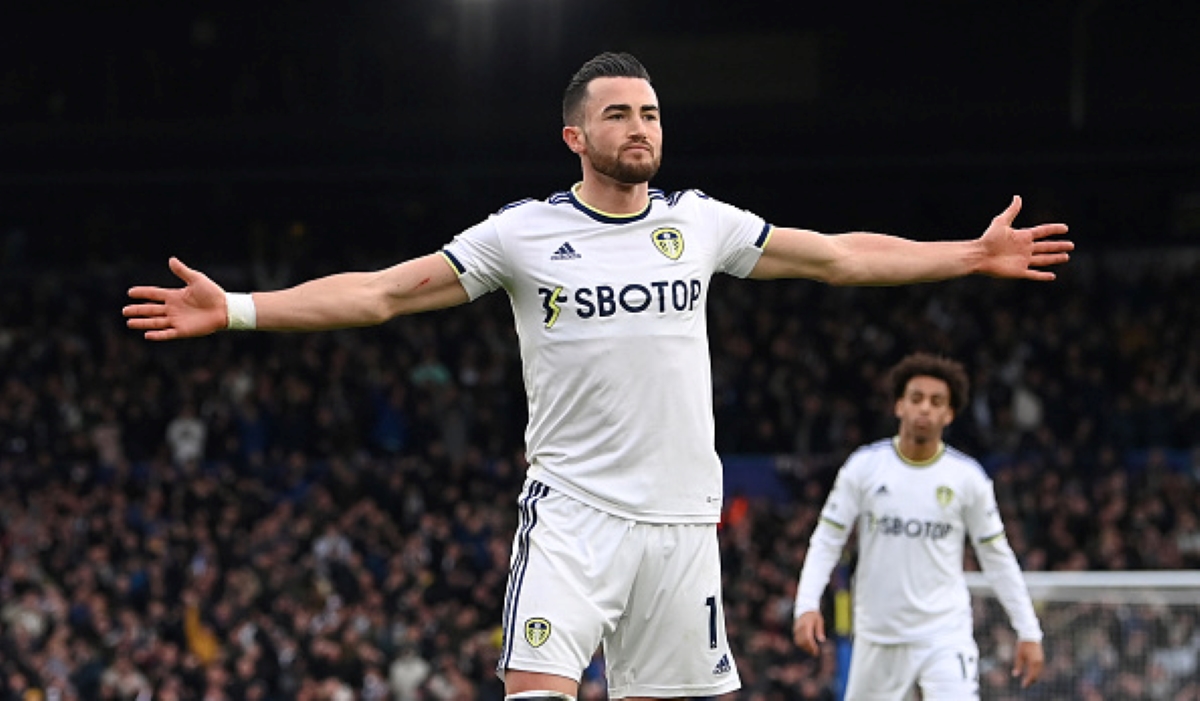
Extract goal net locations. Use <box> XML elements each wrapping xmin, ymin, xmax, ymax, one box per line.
<box><xmin>964</xmin><ymin>571</ymin><xmax>1200</xmax><ymax>700</ymax></box>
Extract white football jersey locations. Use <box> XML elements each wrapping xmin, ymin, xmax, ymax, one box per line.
<box><xmin>796</xmin><ymin>438</ymin><xmax>1042</xmax><ymax>644</ymax></box>
<box><xmin>441</xmin><ymin>186</ymin><xmax>770</xmax><ymax>522</ymax></box>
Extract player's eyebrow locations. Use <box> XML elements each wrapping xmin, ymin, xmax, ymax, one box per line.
<box><xmin>601</xmin><ymin>103</ymin><xmax>659</xmax><ymax>115</ymax></box>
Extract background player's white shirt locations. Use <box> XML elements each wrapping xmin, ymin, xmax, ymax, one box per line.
<box><xmin>442</xmin><ymin>186</ymin><xmax>770</xmax><ymax>523</ymax></box>
<box><xmin>795</xmin><ymin>438</ymin><xmax>1042</xmax><ymax>644</ymax></box>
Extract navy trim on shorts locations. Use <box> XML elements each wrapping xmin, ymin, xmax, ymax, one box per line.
<box><xmin>499</xmin><ymin>480</ymin><xmax>551</xmax><ymax>672</ymax></box>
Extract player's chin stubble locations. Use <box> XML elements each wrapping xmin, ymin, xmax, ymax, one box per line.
<box><xmin>588</xmin><ymin>148</ymin><xmax>661</xmax><ymax>185</ymax></box>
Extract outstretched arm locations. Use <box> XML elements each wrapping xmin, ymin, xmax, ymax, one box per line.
<box><xmin>124</xmin><ymin>254</ymin><xmax>469</xmax><ymax>341</ymax></box>
<box><xmin>750</xmin><ymin>195</ymin><xmax>1072</xmax><ymax>285</ymax></box>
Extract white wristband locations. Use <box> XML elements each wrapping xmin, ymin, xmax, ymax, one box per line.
<box><xmin>225</xmin><ymin>292</ymin><xmax>257</xmax><ymax>330</ymax></box>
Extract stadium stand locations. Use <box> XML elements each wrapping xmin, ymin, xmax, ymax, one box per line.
<box><xmin>0</xmin><ymin>249</ymin><xmax>1196</xmax><ymax>699</ymax></box>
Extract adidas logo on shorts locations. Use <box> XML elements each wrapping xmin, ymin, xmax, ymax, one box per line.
<box><xmin>712</xmin><ymin>654</ymin><xmax>731</xmax><ymax>676</ymax></box>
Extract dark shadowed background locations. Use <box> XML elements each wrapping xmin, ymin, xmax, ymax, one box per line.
<box><xmin>2</xmin><ymin>1</ymin><xmax>1199</xmax><ymax>271</ymax></box>
<box><xmin>3</xmin><ymin>6</ymin><xmax>1200</xmax><ymax>700</ymax></box>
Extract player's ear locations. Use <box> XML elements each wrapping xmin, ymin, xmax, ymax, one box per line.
<box><xmin>563</xmin><ymin>125</ymin><xmax>586</xmax><ymax>154</ymax></box>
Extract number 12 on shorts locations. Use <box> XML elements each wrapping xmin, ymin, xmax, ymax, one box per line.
<box><xmin>705</xmin><ymin>596</ymin><xmax>718</xmax><ymax>649</ymax></box>
<box><xmin>957</xmin><ymin>652</ymin><xmax>979</xmax><ymax>681</ymax></box>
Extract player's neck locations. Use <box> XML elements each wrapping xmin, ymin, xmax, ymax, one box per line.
<box><xmin>573</xmin><ymin>178</ymin><xmax>649</xmax><ymax>216</ymax></box>
<box><xmin>893</xmin><ymin>435</ymin><xmax>944</xmax><ymax>465</ymax></box>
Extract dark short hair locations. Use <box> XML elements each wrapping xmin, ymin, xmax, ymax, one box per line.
<box><xmin>562</xmin><ymin>52</ymin><xmax>652</xmax><ymax>126</ymax></box>
<box><xmin>886</xmin><ymin>352</ymin><xmax>970</xmax><ymax>414</ymax></box>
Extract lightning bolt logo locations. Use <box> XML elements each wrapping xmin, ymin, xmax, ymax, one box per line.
<box><xmin>538</xmin><ymin>286</ymin><xmax>566</xmax><ymax>328</ymax></box>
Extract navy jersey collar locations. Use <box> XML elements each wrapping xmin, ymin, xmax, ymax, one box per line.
<box><xmin>567</xmin><ymin>183</ymin><xmax>653</xmax><ymax>224</ymax></box>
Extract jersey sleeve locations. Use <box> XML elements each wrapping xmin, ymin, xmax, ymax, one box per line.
<box><xmin>967</xmin><ymin>475</ymin><xmax>1044</xmax><ymax>642</ymax></box>
<box><xmin>964</xmin><ymin>473</ymin><xmax>1007</xmax><ymax>546</ymax></box>
<box><xmin>794</xmin><ymin>462</ymin><xmax>861</xmax><ymax>617</ymax></box>
<box><xmin>702</xmin><ymin>194</ymin><xmax>772</xmax><ymax>278</ymax></box>
<box><xmin>440</xmin><ymin>217</ymin><xmax>508</xmax><ymax>300</ymax></box>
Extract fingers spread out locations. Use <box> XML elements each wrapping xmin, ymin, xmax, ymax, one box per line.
<box><xmin>122</xmin><ymin>303</ymin><xmax>166</xmax><ymax>318</ymax></box>
<box><xmin>1028</xmin><ymin>223</ymin><xmax>1071</xmax><ymax>240</ymax></box>
<box><xmin>1032</xmin><ymin>239</ymin><xmax>1074</xmax><ymax>254</ymax></box>
<box><xmin>127</xmin><ymin>286</ymin><xmax>169</xmax><ymax>302</ymax></box>
<box><xmin>126</xmin><ymin>316</ymin><xmax>172</xmax><ymax>331</ymax></box>
<box><xmin>1031</xmin><ymin>252</ymin><xmax>1071</xmax><ymax>268</ymax></box>
<box><xmin>168</xmin><ymin>257</ymin><xmax>195</xmax><ymax>282</ymax></box>
<box><xmin>143</xmin><ymin>328</ymin><xmax>180</xmax><ymax>342</ymax></box>
<box><xmin>995</xmin><ymin>195</ymin><xmax>1023</xmax><ymax>226</ymax></box>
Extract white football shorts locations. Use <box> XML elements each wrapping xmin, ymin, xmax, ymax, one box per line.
<box><xmin>844</xmin><ymin>636</ymin><xmax>980</xmax><ymax>701</ymax></box>
<box><xmin>497</xmin><ymin>479</ymin><xmax>741</xmax><ymax>699</ymax></box>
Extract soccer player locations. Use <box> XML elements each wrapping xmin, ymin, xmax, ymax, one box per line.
<box><xmin>125</xmin><ymin>53</ymin><xmax>1069</xmax><ymax>701</ymax></box>
<box><xmin>792</xmin><ymin>352</ymin><xmax>1045</xmax><ymax>700</ymax></box>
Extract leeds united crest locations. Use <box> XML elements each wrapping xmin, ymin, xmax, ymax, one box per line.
<box><xmin>525</xmin><ymin>618</ymin><xmax>551</xmax><ymax>648</ymax></box>
<box><xmin>652</xmin><ymin>228</ymin><xmax>685</xmax><ymax>260</ymax></box>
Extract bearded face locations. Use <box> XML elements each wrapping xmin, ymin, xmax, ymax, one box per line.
<box><xmin>582</xmin><ymin>131</ymin><xmax>661</xmax><ymax>184</ymax></box>
<box><xmin>565</xmin><ymin>76</ymin><xmax>664</xmax><ymax>186</ymax></box>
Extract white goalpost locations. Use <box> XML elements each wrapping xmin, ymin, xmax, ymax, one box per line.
<box><xmin>964</xmin><ymin>570</ymin><xmax>1200</xmax><ymax>699</ymax></box>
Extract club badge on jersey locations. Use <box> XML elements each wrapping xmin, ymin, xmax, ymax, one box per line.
<box><xmin>652</xmin><ymin>227</ymin><xmax>685</xmax><ymax>260</ymax></box>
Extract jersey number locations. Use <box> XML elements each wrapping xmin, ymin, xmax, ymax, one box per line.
<box><xmin>705</xmin><ymin>596</ymin><xmax>718</xmax><ymax>649</ymax></box>
<box><xmin>957</xmin><ymin>652</ymin><xmax>978</xmax><ymax>681</ymax></box>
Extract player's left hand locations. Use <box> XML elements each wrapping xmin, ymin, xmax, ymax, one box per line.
<box><xmin>977</xmin><ymin>195</ymin><xmax>1073</xmax><ymax>281</ymax></box>
<box><xmin>792</xmin><ymin>611</ymin><xmax>825</xmax><ymax>657</ymax></box>
<box><xmin>1012</xmin><ymin>639</ymin><xmax>1044</xmax><ymax>687</ymax></box>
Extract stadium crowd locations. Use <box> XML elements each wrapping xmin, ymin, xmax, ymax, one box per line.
<box><xmin>1</xmin><ymin>250</ymin><xmax>1199</xmax><ymax>700</ymax></box>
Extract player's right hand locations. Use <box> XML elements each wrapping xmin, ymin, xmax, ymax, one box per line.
<box><xmin>124</xmin><ymin>257</ymin><xmax>229</xmax><ymax>340</ymax></box>
<box><xmin>793</xmin><ymin>610</ymin><xmax>826</xmax><ymax>656</ymax></box>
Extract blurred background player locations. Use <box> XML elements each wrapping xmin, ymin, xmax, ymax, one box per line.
<box><xmin>793</xmin><ymin>352</ymin><xmax>1045</xmax><ymax>700</ymax></box>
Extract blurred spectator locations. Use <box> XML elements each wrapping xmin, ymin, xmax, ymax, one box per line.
<box><xmin>387</xmin><ymin>644</ymin><xmax>429</xmax><ymax>701</ymax></box>
<box><xmin>99</xmin><ymin>654</ymin><xmax>152</xmax><ymax>699</ymax></box>
<box><xmin>165</xmin><ymin>403</ymin><xmax>207</xmax><ymax>466</ymax></box>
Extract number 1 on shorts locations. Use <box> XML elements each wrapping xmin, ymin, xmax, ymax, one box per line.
<box><xmin>705</xmin><ymin>596</ymin><xmax>717</xmax><ymax>649</ymax></box>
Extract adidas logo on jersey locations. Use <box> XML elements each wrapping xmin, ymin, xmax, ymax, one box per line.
<box><xmin>712</xmin><ymin>654</ymin><xmax>731</xmax><ymax>676</ymax></box>
<box><xmin>550</xmin><ymin>242</ymin><xmax>582</xmax><ymax>260</ymax></box>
